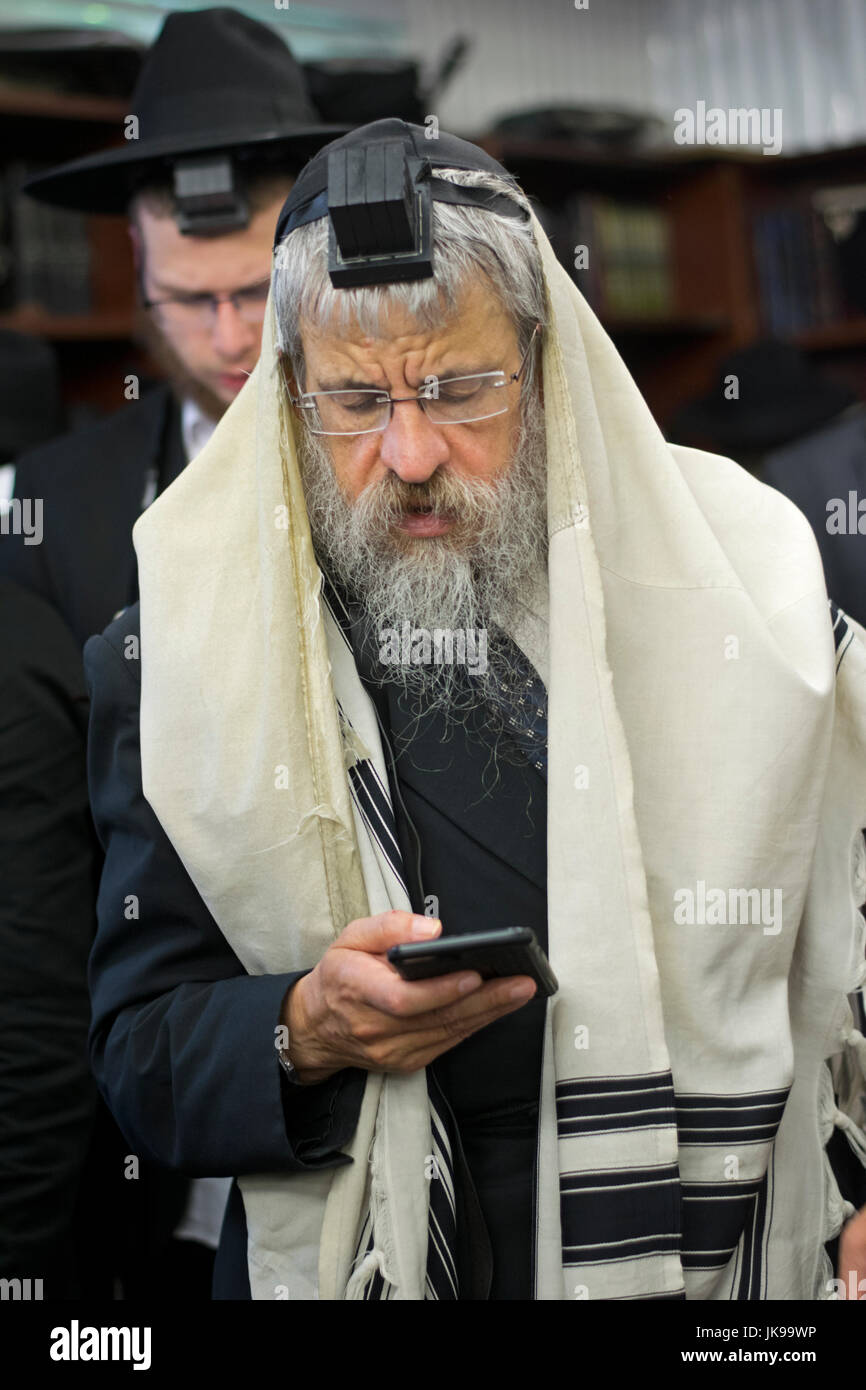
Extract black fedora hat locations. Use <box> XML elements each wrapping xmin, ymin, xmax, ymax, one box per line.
<box><xmin>24</xmin><ymin>7</ymin><xmax>347</xmax><ymax>215</ymax></box>
<box><xmin>672</xmin><ymin>340</ymin><xmax>856</xmax><ymax>454</ymax></box>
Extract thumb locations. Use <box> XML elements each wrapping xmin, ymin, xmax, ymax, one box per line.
<box><xmin>337</xmin><ymin>909</ymin><xmax>442</xmax><ymax>954</ymax></box>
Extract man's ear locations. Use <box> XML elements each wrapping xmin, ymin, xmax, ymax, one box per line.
<box><xmin>278</xmin><ymin>354</ymin><xmax>303</xmax><ymax>416</ymax></box>
<box><xmin>278</xmin><ymin>353</ymin><xmax>294</xmax><ymax>392</ymax></box>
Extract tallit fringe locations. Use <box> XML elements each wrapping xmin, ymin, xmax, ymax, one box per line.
<box><xmin>831</xmin><ymin>1022</ymin><xmax>866</xmax><ymax>1165</ymax></box>
<box><xmin>345</xmin><ymin>1247</ymin><xmax>392</xmax><ymax>1300</ymax></box>
<box><xmin>822</xmin><ymin>1143</ymin><xmax>851</xmax><ymax>1243</ymax></box>
<box><xmin>344</xmin><ymin>1103</ymin><xmax>402</xmax><ymax>1300</ymax></box>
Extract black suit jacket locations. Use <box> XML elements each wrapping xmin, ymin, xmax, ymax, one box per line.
<box><xmin>0</xmin><ymin>385</ymin><xmax>185</xmax><ymax>647</ymax></box>
<box><xmin>0</xmin><ymin>580</ymin><xmax>99</xmax><ymax>1296</ymax></box>
<box><xmin>0</xmin><ymin>387</ymin><xmax>201</xmax><ymax>1295</ymax></box>
<box><xmin>85</xmin><ymin>600</ymin><xmax>550</xmax><ymax>1298</ymax></box>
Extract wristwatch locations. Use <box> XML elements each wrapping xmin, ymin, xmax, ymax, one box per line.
<box><xmin>279</xmin><ymin>974</ymin><xmax>313</xmax><ymax>1084</ymax></box>
<box><xmin>278</xmin><ymin>1040</ymin><xmax>302</xmax><ymax>1085</ymax></box>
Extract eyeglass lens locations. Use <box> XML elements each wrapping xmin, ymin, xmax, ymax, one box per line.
<box><xmin>304</xmin><ymin>375</ymin><xmax>510</xmax><ymax>435</ymax></box>
<box><xmin>152</xmin><ymin>281</ymin><xmax>270</xmax><ymax>325</ymax></box>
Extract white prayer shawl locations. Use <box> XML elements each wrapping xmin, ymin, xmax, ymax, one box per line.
<box><xmin>133</xmin><ymin>215</ymin><xmax>866</xmax><ymax>1300</ymax></box>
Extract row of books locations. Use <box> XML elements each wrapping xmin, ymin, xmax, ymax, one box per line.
<box><xmin>750</xmin><ymin>197</ymin><xmax>866</xmax><ymax>336</ymax></box>
<box><xmin>540</xmin><ymin>194</ymin><xmax>675</xmax><ymax>320</ymax></box>
<box><xmin>0</xmin><ymin>162</ymin><xmax>92</xmax><ymax>316</ymax></box>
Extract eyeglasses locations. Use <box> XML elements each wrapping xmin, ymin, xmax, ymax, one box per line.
<box><xmin>141</xmin><ymin>276</ymin><xmax>271</xmax><ymax>326</ymax></box>
<box><xmin>292</xmin><ymin>322</ymin><xmax>542</xmax><ymax>436</ymax></box>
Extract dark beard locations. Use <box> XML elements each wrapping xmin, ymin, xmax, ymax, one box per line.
<box><xmin>298</xmin><ymin>393</ymin><xmax>549</xmax><ymax>745</ymax></box>
<box><xmin>133</xmin><ymin>305</ymin><xmax>227</xmax><ymax>422</ymax></box>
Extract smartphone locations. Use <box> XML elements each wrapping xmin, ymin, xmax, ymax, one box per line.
<box><xmin>387</xmin><ymin>926</ymin><xmax>558</xmax><ymax>998</ymax></box>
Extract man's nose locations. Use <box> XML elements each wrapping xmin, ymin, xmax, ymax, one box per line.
<box><xmin>210</xmin><ymin>300</ymin><xmax>259</xmax><ymax>360</ymax></box>
<box><xmin>377</xmin><ymin>399</ymin><xmax>450</xmax><ymax>483</ymax></box>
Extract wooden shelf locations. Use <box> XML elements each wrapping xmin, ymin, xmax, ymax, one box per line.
<box><xmin>0</xmin><ymin>83</ymin><xmax>126</xmax><ymax>123</ymax></box>
<box><xmin>0</xmin><ymin>306</ymin><xmax>133</xmax><ymax>340</ymax></box>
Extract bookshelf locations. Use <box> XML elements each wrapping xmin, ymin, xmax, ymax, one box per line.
<box><xmin>479</xmin><ymin>135</ymin><xmax>866</xmax><ymax>433</ymax></box>
<box><xmin>0</xmin><ymin>85</ymin><xmax>144</xmax><ymax>417</ymax></box>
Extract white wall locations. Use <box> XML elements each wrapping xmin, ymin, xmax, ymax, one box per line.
<box><xmin>335</xmin><ymin>0</ymin><xmax>866</xmax><ymax>152</ymax></box>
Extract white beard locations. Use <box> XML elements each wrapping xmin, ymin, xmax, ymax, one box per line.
<box><xmin>298</xmin><ymin>393</ymin><xmax>548</xmax><ymax>734</ymax></box>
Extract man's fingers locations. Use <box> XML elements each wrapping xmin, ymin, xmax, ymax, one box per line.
<box><xmin>355</xmin><ymin>952</ymin><xmax>486</xmax><ymax>1015</ymax></box>
<box><xmin>365</xmin><ymin>981</ymin><xmax>539</xmax><ymax>1070</ymax></box>
<box><xmin>337</xmin><ymin>908</ymin><xmax>441</xmax><ymax>954</ymax></box>
<box><xmin>403</xmin><ymin>976</ymin><xmax>537</xmax><ymax>1036</ymax></box>
<box><xmin>357</xmin><ymin>954</ymin><xmax>536</xmax><ymax>1024</ymax></box>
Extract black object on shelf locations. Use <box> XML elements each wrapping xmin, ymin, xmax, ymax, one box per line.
<box><xmin>304</xmin><ymin>36</ymin><xmax>470</xmax><ymax>127</ymax></box>
<box><xmin>491</xmin><ymin>105</ymin><xmax>665</xmax><ymax>150</ymax></box>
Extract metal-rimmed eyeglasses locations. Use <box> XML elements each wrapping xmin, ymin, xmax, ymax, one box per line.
<box><xmin>141</xmin><ymin>275</ymin><xmax>271</xmax><ymax>327</ymax></box>
<box><xmin>292</xmin><ymin>322</ymin><xmax>542</xmax><ymax>436</ymax></box>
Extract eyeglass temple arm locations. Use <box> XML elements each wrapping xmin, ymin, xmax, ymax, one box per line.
<box><xmin>510</xmin><ymin>321</ymin><xmax>543</xmax><ymax>382</ymax></box>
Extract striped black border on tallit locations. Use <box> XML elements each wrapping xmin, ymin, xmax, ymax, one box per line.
<box><xmin>680</xmin><ymin>1177</ymin><xmax>765</xmax><ymax>1271</ymax></box>
<box><xmin>729</xmin><ymin>1150</ymin><xmax>774</xmax><ymax>1300</ymax></box>
<box><xmin>555</xmin><ymin>1070</ymin><xmax>677</xmax><ymax>1140</ymax></box>
<box><xmin>675</xmin><ymin>1086</ymin><xmax>790</xmax><ymax>1148</ymax></box>
<box><xmin>321</xmin><ymin>571</ymin><xmax>459</xmax><ymax>1300</ymax></box>
<box><xmin>831</xmin><ymin>598</ymin><xmax>855</xmax><ymax>672</ymax></box>
<box><xmin>560</xmin><ymin>1162</ymin><xmax>682</xmax><ymax>1265</ymax></box>
<box><xmin>555</xmin><ymin>1073</ymin><xmax>683</xmax><ymax>1272</ymax></box>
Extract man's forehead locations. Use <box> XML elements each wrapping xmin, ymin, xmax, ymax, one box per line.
<box><xmin>136</xmin><ymin>195</ymin><xmax>286</xmax><ymax>291</ymax></box>
<box><xmin>300</xmin><ymin>280</ymin><xmax>514</xmax><ymax>369</ymax></box>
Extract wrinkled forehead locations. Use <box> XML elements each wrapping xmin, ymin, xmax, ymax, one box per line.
<box><xmin>298</xmin><ymin>278</ymin><xmax>518</xmax><ymax>377</ymax></box>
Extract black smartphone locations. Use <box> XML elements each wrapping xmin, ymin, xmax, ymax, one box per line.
<box><xmin>388</xmin><ymin>926</ymin><xmax>558</xmax><ymax>998</ymax></box>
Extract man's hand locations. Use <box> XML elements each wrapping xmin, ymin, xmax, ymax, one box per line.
<box><xmin>838</xmin><ymin>1202</ymin><xmax>866</xmax><ymax>1298</ymax></box>
<box><xmin>281</xmin><ymin>911</ymin><xmax>537</xmax><ymax>1084</ymax></box>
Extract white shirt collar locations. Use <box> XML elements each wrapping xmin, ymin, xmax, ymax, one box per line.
<box><xmin>181</xmin><ymin>397</ymin><xmax>218</xmax><ymax>463</ymax></box>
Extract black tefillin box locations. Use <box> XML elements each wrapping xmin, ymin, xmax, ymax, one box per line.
<box><xmin>327</xmin><ymin>139</ymin><xmax>434</xmax><ymax>286</ymax></box>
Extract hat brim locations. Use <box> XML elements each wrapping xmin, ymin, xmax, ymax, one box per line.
<box><xmin>673</xmin><ymin>383</ymin><xmax>855</xmax><ymax>453</ymax></box>
<box><xmin>24</xmin><ymin>124</ymin><xmax>351</xmax><ymax>215</ymax></box>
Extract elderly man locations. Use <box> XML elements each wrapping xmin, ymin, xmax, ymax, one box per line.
<box><xmin>85</xmin><ymin>120</ymin><xmax>866</xmax><ymax>1301</ymax></box>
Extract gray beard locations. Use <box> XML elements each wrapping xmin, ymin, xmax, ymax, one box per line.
<box><xmin>298</xmin><ymin>394</ymin><xmax>549</xmax><ymax>736</ymax></box>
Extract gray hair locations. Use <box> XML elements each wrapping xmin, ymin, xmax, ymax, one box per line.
<box><xmin>272</xmin><ymin>168</ymin><xmax>546</xmax><ymax>393</ymax></box>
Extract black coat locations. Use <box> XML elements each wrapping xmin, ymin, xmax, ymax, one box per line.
<box><xmin>0</xmin><ymin>388</ymin><xmax>196</xmax><ymax>1297</ymax></box>
<box><xmin>0</xmin><ymin>385</ymin><xmax>186</xmax><ymax>646</ymax></box>
<box><xmin>0</xmin><ymin>580</ymin><xmax>99</xmax><ymax>1297</ymax></box>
